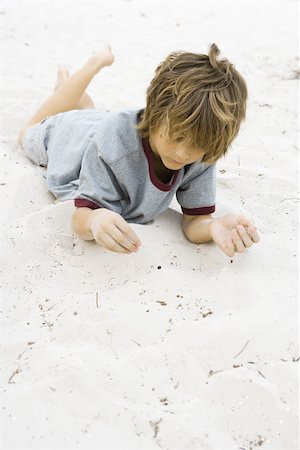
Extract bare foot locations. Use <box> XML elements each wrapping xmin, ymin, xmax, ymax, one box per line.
<box><xmin>54</xmin><ymin>66</ymin><xmax>70</xmax><ymax>91</ymax></box>
<box><xmin>87</xmin><ymin>43</ymin><xmax>115</xmax><ymax>73</ymax></box>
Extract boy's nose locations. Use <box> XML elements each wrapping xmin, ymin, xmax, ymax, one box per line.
<box><xmin>174</xmin><ymin>148</ymin><xmax>189</xmax><ymax>163</ymax></box>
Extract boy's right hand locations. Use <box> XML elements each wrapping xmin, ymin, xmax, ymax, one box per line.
<box><xmin>89</xmin><ymin>208</ymin><xmax>142</xmax><ymax>254</ymax></box>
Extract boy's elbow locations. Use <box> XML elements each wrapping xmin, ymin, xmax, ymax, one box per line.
<box><xmin>182</xmin><ymin>220</ymin><xmax>198</xmax><ymax>243</ymax></box>
<box><xmin>182</xmin><ymin>226</ymin><xmax>199</xmax><ymax>244</ymax></box>
<box><xmin>182</xmin><ymin>213</ymin><xmax>214</xmax><ymax>244</ymax></box>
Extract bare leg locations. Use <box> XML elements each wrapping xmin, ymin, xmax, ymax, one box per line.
<box><xmin>55</xmin><ymin>66</ymin><xmax>96</xmax><ymax>109</ymax></box>
<box><xmin>18</xmin><ymin>43</ymin><xmax>114</xmax><ymax>147</ymax></box>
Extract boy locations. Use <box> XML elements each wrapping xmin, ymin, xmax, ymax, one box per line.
<box><xmin>18</xmin><ymin>43</ymin><xmax>260</xmax><ymax>257</ymax></box>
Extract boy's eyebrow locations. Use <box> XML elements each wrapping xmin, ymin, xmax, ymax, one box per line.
<box><xmin>169</xmin><ymin>130</ymin><xmax>202</xmax><ymax>148</ymax></box>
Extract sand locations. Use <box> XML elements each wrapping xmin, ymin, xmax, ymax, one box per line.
<box><xmin>0</xmin><ymin>1</ymin><xmax>299</xmax><ymax>449</ymax></box>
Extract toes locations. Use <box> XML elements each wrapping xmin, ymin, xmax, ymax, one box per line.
<box><xmin>57</xmin><ymin>65</ymin><xmax>69</xmax><ymax>80</ymax></box>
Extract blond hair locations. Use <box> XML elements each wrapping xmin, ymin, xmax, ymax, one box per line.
<box><xmin>136</xmin><ymin>43</ymin><xmax>248</xmax><ymax>163</ymax></box>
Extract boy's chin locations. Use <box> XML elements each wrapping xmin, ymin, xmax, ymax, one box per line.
<box><xmin>163</xmin><ymin>157</ymin><xmax>184</xmax><ymax>169</ymax></box>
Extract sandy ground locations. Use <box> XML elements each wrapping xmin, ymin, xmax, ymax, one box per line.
<box><xmin>0</xmin><ymin>1</ymin><xmax>299</xmax><ymax>449</ymax></box>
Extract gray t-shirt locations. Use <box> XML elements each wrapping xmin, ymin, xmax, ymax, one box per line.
<box><xmin>32</xmin><ymin>108</ymin><xmax>216</xmax><ymax>224</ymax></box>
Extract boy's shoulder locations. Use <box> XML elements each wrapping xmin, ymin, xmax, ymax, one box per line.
<box><xmin>93</xmin><ymin>108</ymin><xmax>143</xmax><ymax>163</ymax></box>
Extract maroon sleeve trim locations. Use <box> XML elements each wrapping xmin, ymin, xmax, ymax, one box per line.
<box><xmin>181</xmin><ymin>205</ymin><xmax>215</xmax><ymax>215</ymax></box>
<box><xmin>74</xmin><ymin>198</ymin><xmax>102</xmax><ymax>210</ymax></box>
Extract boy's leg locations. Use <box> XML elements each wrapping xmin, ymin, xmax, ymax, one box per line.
<box><xmin>55</xmin><ymin>66</ymin><xmax>96</xmax><ymax>109</ymax></box>
<box><xmin>18</xmin><ymin>44</ymin><xmax>114</xmax><ymax>146</ymax></box>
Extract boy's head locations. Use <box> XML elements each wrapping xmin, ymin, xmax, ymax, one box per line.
<box><xmin>136</xmin><ymin>43</ymin><xmax>248</xmax><ymax>167</ymax></box>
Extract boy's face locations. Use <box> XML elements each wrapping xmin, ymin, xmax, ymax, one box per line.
<box><xmin>149</xmin><ymin>129</ymin><xmax>205</xmax><ymax>169</ymax></box>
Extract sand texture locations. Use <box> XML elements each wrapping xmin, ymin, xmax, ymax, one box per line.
<box><xmin>0</xmin><ymin>1</ymin><xmax>299</xmax><ymax>449</ymax></box>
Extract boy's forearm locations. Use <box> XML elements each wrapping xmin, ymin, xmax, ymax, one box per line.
<box><xmin>183</xmin><ymin>216</ymin><xmax>215</xmax><ymax>244</ymax></box>
<box><xmin>73</xmin><ymin>208</ymin><xmax>215</xmax><ymax>245</ymax></box>
<box><xmin>71</xmin><ymin>207</ymin><xmax>96</xmax><ymax>240</ymax></box>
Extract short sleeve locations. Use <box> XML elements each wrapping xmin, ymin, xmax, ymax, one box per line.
<box><xmin>74</xmin><ymin>139</ymin><xmax>123</xmax><ymax>213</ymax></box>
<box><xmin>176</xmin><ymin>163</ymin><xmax>216</xmax><ymax>215</ymax></box>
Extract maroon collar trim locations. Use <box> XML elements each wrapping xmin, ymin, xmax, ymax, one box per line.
<box><xmin>142</xmin><ymin>137</ymin><xmax>180</xmax><ymax>192</ymax></box>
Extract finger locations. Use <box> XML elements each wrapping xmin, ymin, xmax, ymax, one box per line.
<box><xmin>238</xmin><ymin>214</ymin><xmax>254</xmax><ymax>228</ymax></box>
<box><xmin>114</xmin><ymin>217</ymin><xmax>142</xmax><ymax>248</ymax></box>
<box><xmin>236</xmin><ymin>224</ymin><xmax>254</xmax><ymax>248</ymax></box>
<box><xmin>221</xmin><ymin>237</ymin><xmax>235</xmax><ymax>257</ymax></box>
<box><xmin>232</xmin><ymin>229</ymin><xmax>246</xmax><ymax>253</ymax></box>
<box><xmin>103</xmin><ymin>234</ymin><xmax>132</xmax><ymax>254</ymax></box>
<box><xmin>247</xmin><ymin>226</ymin><xmax>260</xmax><ymax>243</ymax></box>
<box><xmin>110</xmin><ymin>227</ymin><xmax>139</xmax><ymax>252</ymax></box>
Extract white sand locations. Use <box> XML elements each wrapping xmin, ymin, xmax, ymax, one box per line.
<box><xmin>0</xmin><ymin>1</ymin><xmax>299</xmax><ymax>449</ymax></box>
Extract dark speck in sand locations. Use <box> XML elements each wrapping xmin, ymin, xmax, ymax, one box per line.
<box><xmin>289</xmin><ymin>69</ymin><xmax>300</xmax><ymax>80</ymax></box>
<box><xmin>157</xmin><ymin>266</ymin><xmax>162</xmax><ymax>269</ymax></box>
<box><xmin>156</xmin><ymin>300</ymin><xmax>167</xmax><ymax>306</ymax></box>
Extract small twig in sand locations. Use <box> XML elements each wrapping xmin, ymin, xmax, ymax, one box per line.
<box><xmin>233</xmin><ymin>340</ymin><xmax>250</xmax><ymax>359</ymax></box>
<box><xmin>208</xmin><ymin>369</ymin><xmax>224</xmax><ymax>377</ymax></box>
<box><xmin>8</xmin><ymin>367</ymin><xmax>22</xmax><ymax>384</ymax></box>
<box><xmin>56</xmin><ymin>309</ymin><xmax>67</xmax><ymax>319</ymax></box>
<box><xmin>156</xmin><ymin>300</ymin><xmax>167</xmax><ymax>306</ymax></box>
<box><xmin>258</xmin><ymin>370</ymin><xmax>266</xmax><ymax>379</ymax></box>
<box><xmin>279</xmin><ymin>197</ymin><xmax>299</xmax><ymax>203</ymax></box>
<box><xmin>131</xmin><ymin>339</ymin><xmax>141</xmax><ymax>347</ymax></box>
<box><xmin>96</xmin><ymin>292</ymin><xmax>99</xmax><ymax>308</ymax></box>
<box><xmin>149</xmin><ymin>418</ymin><xmax>162</xmax><ymax>438</ymax></box>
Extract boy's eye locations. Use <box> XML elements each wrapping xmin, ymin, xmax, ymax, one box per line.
<box><xmin>175</xmin><ymin>137</ymin><xmax>184</xmax><ymax>143</ymax></box>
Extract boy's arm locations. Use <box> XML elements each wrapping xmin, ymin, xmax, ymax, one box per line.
<box><xmin>71</xmin><ymin>207</ymin><xmax>96</xmax><ymax>240</ymax></box>
<box><xmin>182</xmin><ymin>214</ymin><xmax>214</xmax><ymax>243</ymax></box>
<box><xmin>71</xmin><ymin>207</ymin><xmax>142</xmax><ymax>254</ymax></box>
<box><xmin>182</xmin><ymin>213</ymin><xmax>260</xmax><ymax>256</ymax></box>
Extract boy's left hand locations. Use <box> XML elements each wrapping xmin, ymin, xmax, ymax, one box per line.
<box><xmin>209</xmin><ymin>213</ymin><xmax>260</xmax><ymax>257</ymax></box>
